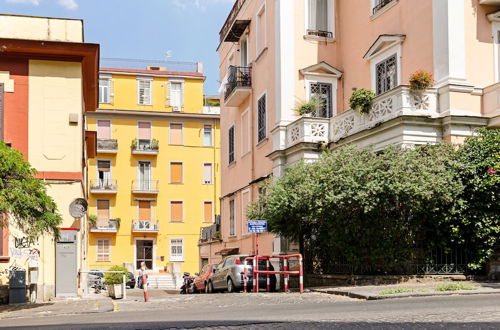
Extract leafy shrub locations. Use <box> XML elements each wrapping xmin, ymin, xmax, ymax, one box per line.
<box><xmin>378</xmin><ymin>288</ymin><xmax>413</xmax><ymax>295</ymax></box>
<box><xmin>435</xmin><ymin>283</ymin><xmax>476</xmax><ymax>291</ymax></box>
<box><xmin>295</xmin><ymin>96</ymin><xmax>325</xmax><ymax>116</ymax></box>
<box><xmin>88</xmin><ymin>215</ymin><xmax>97</xmax><ymax>226</ymax></box>
<box><xmin>104</xmin><ymin>266</ymin><xmax>129</xmax><ymax>285</ymax></box>
<box><xmin>349</xmin><ymin>89</ymin><xmax>376</xmax><ymax>114</ymax></box>
<box><xmin>409</xmin><ymin>70</ymin><xmax>434</xmax><ymax>91</ymax></box>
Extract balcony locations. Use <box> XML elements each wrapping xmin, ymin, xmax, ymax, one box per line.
<box><xmin>219</xmin><ymin>0</ymin><xmax>249</xmax><ymax>44</ymax></box>
<box><xmin>131</xmin><ymin>139</ymin><xmax>159</xmax><ymax>155</ymax></box>
<box><xmin>224</xmin><ymin>66</ymin><xmax>252</xmax><ymax>107</ymax></box>
<box><xmin>90</xmin><ymin>219</ymin><xmax>119</xmax><ymax>233</ymax></box>
<box><xmin>331</xmin><ymin>86</ymin><xmax>438</xmax><ymax>142</ymax></box>
<box><xmin>131</xmin><ymin>180</ymin><xmax>159</xmax><ymax>194</ymax></box>
<box><xmin>132</xmin><ymin>220</ymin><xmax>159</xmax><ymax>233</ymax></box>
<box><xmin>286</xmin><ymin>117</ymin><xmax>330</xmax><ymax>149</ymax></box>
<box><xmin>89</xmin><ymin>180</ymin><xmax>118</xmax><ymax>194</ymax></box>
<box><xmin>203</xmin><ymin>106</ymin><xmax>220</xmax><ymax>115</ymax></box>
<box><xmin>97</xmin><ymin>139</ymin><xmax>118</xmax><ymax>154</ymax></box>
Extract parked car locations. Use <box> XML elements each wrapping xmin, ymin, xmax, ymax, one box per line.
<box><xmin>126</xmin><ymin>272</ymin><xmax>136</xmax><ymax>289</ymax></box>
<box><xmin>207</xmin><ymin>255</ymin><xmax>276</xmax><ymax>293</ymax></box>
<box><xmin>192</xmin><ymin>263</ymin><xmax>217</xmax><ymax>293</ymax></box>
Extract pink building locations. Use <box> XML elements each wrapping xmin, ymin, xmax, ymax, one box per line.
<box><xmin>200</xmin><ymin>0</ymin><xmax>500</xmax><ymax>265</ymax></box>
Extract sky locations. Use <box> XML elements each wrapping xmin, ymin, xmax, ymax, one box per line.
<box><xmin>0</xmin><ymin>0</ymin><xmax>234</xmax><ymax>94</ymax></box>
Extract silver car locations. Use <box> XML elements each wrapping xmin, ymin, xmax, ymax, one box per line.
<box><xmin>207</xmin><ymin>255</ymin><xmax>276</xmax><ymax>293</ymax></box>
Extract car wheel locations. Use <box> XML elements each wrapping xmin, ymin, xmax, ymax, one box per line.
<box><xmin>207</xmin><ymin>281</ymin><xmax>214</xmax><ymax>294</ymax></box>
<box><xmin>227</xmin><ymin>278</ymin><xmax>235</xmax><ymax>293</ymax></box>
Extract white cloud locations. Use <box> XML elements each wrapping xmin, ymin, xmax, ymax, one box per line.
<box><xmin>5</xmin><ymin>0</ymin><xmax>78</xmax><ymax>10</ymax></box>
<box><xmin>170</xmin><ymin>0</ymin><xmax>232</xmax><ymax>11</ymax></box>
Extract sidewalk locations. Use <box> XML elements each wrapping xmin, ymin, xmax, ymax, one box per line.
<box><xmin>0</xmin><ymin>293</ymin><xmax>114</xmax><ymax>320</ymax></box>
<box><xmin>311</xmin><ymin>281</ymin><xmax>500</xmax><ymax>300</ymax></box>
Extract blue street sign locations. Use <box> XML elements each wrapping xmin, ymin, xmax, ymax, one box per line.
<box><xmin>248</xmin><ymin>220</ymin><xmax>268</xmax><ymax>233</ymax></box>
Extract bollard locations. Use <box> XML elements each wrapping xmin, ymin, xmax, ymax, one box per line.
<box><xmin>143</xmin><ymin>275</ymin><xmax>149</xmax><ymax>302</ymax></box>
<box><xmin>255</xmin><ymin>255</ymin><xmax>259</xmax><ymax>293</ymax></box>
<box><xmin>243</xmin><ymin>260</ymin><xmax>248</xmax><ymax>293</ymax></box>
<box><xmin>252</xmin><ymin>256</ymin><xmax>257</xmax><ymax>293</ymax></box>
<box><xmin>299</xmin><ymin>256</ymin><xmax>303</xmax><ymax>294</ymax></box>
<box><xmin>266</xmin><ymin>259</ymin><xmax>270</xmax><ymax>292</ymax></box>
<box><xmin>284</xmin><ymin>258</ymin><xmax>289</xmax><ymax>293</ymax></box>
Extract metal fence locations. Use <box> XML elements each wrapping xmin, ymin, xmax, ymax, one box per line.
<box><xmin>100</xmin><ymin>58</ymin><xmax>198</xmax><ymax>73</ymax></box>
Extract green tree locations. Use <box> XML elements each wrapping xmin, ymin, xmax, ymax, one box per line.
<box><xmin>0</xmin><ymin>141</ymin><xmax>62</xmax><ymax>239</ymax></box>
<box><xmin>249</xmin><ymin>144</ymin><xmax>462</xmax><ymax>273</ymax></box>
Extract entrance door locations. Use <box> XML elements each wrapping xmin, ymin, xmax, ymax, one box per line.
<box><xmin>138</xmin><ymin>161</ymin><xmax>151</xmax><ymax>190</ymax></box>
<box><xmin>136</xmin><ymin>240</ymin><xmax>153</xmax><ymax>270</ymax></box>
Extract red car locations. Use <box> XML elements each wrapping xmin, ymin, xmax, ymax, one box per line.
<box><xmin>192</xmin><ymin>263</ymin><xmax>217</xmax><ymax>293</ymax></box>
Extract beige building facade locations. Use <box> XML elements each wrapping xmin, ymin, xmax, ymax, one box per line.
<box><xmin>203</xmin><ymin>0</ymin><xmax>500</xmax><ymax>266</ymax></box>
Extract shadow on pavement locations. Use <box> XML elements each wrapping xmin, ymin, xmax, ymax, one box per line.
<box><xmin>2</xmin><ymin>321</ymin><xmax>500</xmax><ymax>329</ymax></box>
<box><xmin>0</xmin><ymin>302</ymin><xmax>54</xmax><ymax>314</ymax></box>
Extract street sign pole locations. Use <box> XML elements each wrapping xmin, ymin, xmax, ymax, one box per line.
<box><xmin>256</xmin><ymin>232</ymin><xmax>259</xmax><ymax>256</ymax></box>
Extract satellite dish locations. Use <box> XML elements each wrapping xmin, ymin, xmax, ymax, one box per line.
<box><xmin>69</xmin><ymin>198</ymin><xmax>88</xmax><ymax>218</ymax></box>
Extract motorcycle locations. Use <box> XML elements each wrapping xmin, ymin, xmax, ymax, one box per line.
<box><xmin>180</xmin><ymin>272</ymin><xmax>194</xmax><ymax>294</ymax></box>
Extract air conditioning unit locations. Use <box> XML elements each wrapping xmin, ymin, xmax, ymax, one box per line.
<box><xmin>173</xmin><ymin>106</ymin><xmax>180</xmax><ymax>112</ymax></box>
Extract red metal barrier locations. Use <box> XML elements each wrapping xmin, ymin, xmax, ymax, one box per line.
<box><xmin>243</xmin><ymin>254</ymin><xmax>303</xmax><ymax>294</ymax></box>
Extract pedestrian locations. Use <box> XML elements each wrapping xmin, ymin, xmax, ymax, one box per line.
<box><xmin>138</xmin><ymin>261</ymin><xmax>149</xmax><ymax>302</ymax></box>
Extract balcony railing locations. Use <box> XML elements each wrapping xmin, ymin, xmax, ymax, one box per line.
<box><xmin>132</xmin><ymin>220</ymin><xmax>159</xmax><ymax>233</ymax></box>
<box><xmin>131</xmin><ymin>180</ymin><xmax>159</xmax><ymax>194</ymax></box>
<box><xmin>90</xmin><ymin>180</ymin><xmax>118</xmax><ymax>193</ymax></box>
<box><xmin>90</xmin><ymin>219</ymin><xmax>119</xmax><ymax>233</ymax></box>
<box><xmin>306</xmin><ymin>30</ymin><xmax>333</xmax><ymax>39</ymax></box>
<box><xmin>203</xmin><ymin>106</ymin><xmax>220</xmax><ymax>115</ymax></box>
<box><xmin>131</xmin><ymin>139</ymin><xmax>159</xmax><ymax>154</ymax></box>
<box><xmin>225</xmin><ymin>65</ymin><xmax>252</xmax><ymax>102</ymax></box>
<box><xmin>331</xmin><ymin>86</ymin><xmax>438</xmax><ymax>142</ymax></box>
<box><xmin>199</xmin><ymin>224</ymin><xmax>220</xmax><ymax>243</ymax></box>
<box><xmin>373</xmin><ymin>0</ymin><xmax>395</xmax><ymax>14</ymax></box>
<box><xmin>97</xmin><ymin>139</ymin><xmax>118</xmax><ymax>153</ymax></box>
<box><xmin>219</xmin><ymin>0</ymin><xmax>248</xmax><ymax>43</ymax></box>
<box><xmin>286</xmin><ymin>117</ymin><xmax>330</xmax><ymax>149</ymax></box>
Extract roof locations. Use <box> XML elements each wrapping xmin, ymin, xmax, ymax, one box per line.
<box><xmin>363</xmin><ymin>34</ymin><xmax>406</xmax><ymax>60</ymax></box>
<box><xmin>100</xmin><ymin>67</ymin><xmax>204</xmax><ymax>79</ymax></box>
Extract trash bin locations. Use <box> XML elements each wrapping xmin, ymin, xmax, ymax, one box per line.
<box><xmin>9</xmin><ymin>270</ymin><xmax>27</xmax><ymax>304</ymax></box>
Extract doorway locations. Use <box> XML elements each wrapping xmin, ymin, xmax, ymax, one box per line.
<box><xmin>136</xmin><ymin>239</ymin><xmax>153</xmax><ymax>270</ymax></box>
<box><xmin>138</xmin><ymin>161</ymin><xmax>151</xmax><ymax>190</ymax></box>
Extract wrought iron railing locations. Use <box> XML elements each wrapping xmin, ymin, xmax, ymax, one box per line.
<box><xmin>131</xmin><ymin>180</ymin><xmax>159</xmax><ymax>192</ymax></box>
<box><xmin>225</xmin><ymin>65</ymin><xmax>252</xmax><ymax>100</ymax></box>
<box><xmin>200</xmin><ymin>224</ymin><xmax>219</xmax><ymax>242</ymax></box>
<box><xmin>132</xmin><ymin>220</ymin><xmax>159</xmax><ymax>232</ymax></box>
<box><xmin>131</xmin><ymin>139</ymin><xmax>159</xmax><ymax>152</ymax></box>
<box><xmin>219</xmin><ymin>0</ymin><xmax>247</xmax><ymax>43</ymax></box>
<box><xmin>306</xmin><ymin>30</ymin><xmax>333</xmax><ymax>38</ymax></box>
<box><xmin>90</xmin><ymin>219</ymin><xmax>119</xmax><ymax>232</ymax></box>
<box><xmin>90</xmin><ymin>180</ymin><xmax>118</xmax><ymax>191</ymax></box>
<box><xmin>373</xmin><ymin>0</ymin><xmax>395</xmax><ymax>14</ymax></box>
<box><xmin>97</xmin><ymin>139</ymin><xmax>118</xmax><ymax>151</ymax></box>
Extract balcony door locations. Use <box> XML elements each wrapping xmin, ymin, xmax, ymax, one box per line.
<box><xmin>97</xmin><ymin>160</ymin><xmax>112</xmax><ymax>187</ymax></box>
<box><xmin>96</xmin><ymin>199</ymin><xmax>110</xmax><ymax>227</ymax></box>
<box><xmin>240</xmin><ymin>37</ymin><xmax>248</xmax><ymax>67</ymax></box>
<box><xmin>136</xmin><ymin>239</ymin><xmax>153</xmax><ymax>270</ymax></box>
<box><xmin>310</xmin><ymin>82</ymin><xmax>333</xmax><ymax>118</ymax></box>
<box><xmin>138</xmin><ymin>161</ymin><xmax>151</xmax><ymax>190</ymax></box>
<box><xmin>139</xmin><ymin>201</ymin><xmax>151</xmax><ymax>221</ymax></box>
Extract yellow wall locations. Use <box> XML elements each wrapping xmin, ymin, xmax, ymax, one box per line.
<box><xmin>86</xmin><ymin>72</ymin><xmax>220</xmax><ymax>274</ymax></box>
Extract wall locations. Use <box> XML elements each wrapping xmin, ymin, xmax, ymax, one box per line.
<box><xmin>0</xmin><ymin>15</ymin><xmax>83</xmax><ymax>42</ymax></box>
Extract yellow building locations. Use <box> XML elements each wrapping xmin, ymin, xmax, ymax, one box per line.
<box><xmin>85</xmin><ymin>63</ymin><xmax>220</xmax><ymax>279</ymax></box>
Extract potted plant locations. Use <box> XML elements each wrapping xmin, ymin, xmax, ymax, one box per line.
<box><xmin>104</xmin><ymin>265</ymin><xmax>129</xmax><ymax>299</ymax></box>
<box><xmin>131</xmin><ymin>138</ymin><xmax>138</xmax><ymax>150</ymax></box>
<box><xmin>89</xmin><ymin>215</ymin><xmax>97</xmax><ymax>227</ymax></box>
<box><xmin>114</xmin><ymin>217</ymin><xmax>121</xmax><ymax>227</ymax></box>
<box><xmin>295</xmin><ymin>95</ymin><xmax>325</xmax><ymax>117</ymax></box>
<box><xmin>409</xmin><ymin>70</ymin><xmax>434</xmax><ymax>92</ymax></box>
<box><xmin>151</xmin><ymin>138</ymin><xmax>159</xmax><ymax>151</ymax></box>
<box><xmin>212</xmin><ymin>231</ymin><xmax>221</xmax><ymax>240</ymax></box>
<box><xmin>349</xmin><ymin>88</ymin><xmax>376</xmax><ymax>114</ymax></box>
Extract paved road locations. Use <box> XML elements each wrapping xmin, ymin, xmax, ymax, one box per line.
<box><xmin>1</xmin><ymin>292</ymin><xmax>499</xmax><ymax>329</ymax></box>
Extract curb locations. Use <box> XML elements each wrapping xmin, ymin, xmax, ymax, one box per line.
<box><xmin>311</xmin><ymin>288</ymin><xmax>500</xmax><ymax>300</ymax></box>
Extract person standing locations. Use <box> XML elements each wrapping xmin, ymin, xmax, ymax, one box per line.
<box><xmin>138</xmin><ymin>262</ymin><xmax>149</xmax><ymax>302</ymax></box>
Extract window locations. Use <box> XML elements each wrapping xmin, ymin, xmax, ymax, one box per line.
<box><xmin>137</xmin><ymin>121</ymin><xmax>152</xmax><ymax>149</ymax></box>
<box><xmin>240</xmin><ymin>37</ymin><xmax>248</xmax><ymax>66</ymax></box>
<box><xmin>97</xmin><ymin>200</ymin><xmax>110</xmax><ymax>225</ymax></box>
<box><xmin>256</xmin><ymin>4</ymin><xmax>267</xmax><ymax>55</ymax></box>
<box><xmin>372</xmin><ymin>0</ymin><xmax>394</xmax><ymax>15</ymax></box>
<box><xmin>376</xmin><ymin>54</ymin><xmax>397</xmax><ymax>95</ymax></box>
<box><xmin>241</xmin><ymin>190</ymin><xmax>250</xmax><ymax>234</ymax></box>
<box><xmin>203</xmin><ymin>163</ymin><xmax>213</xmax><ymax>184</ymax></box>
<box><xmin>170</xmin><ymin>239</ymin><xmax>183</xmax><ymax>261</ymax></box>
<box><xmin>99</xmin><ymin>79</ymin><xmax>111</xmax><ymax>104</ymax></box>
<box><xmin>228</xmin><ymin>125</ymin><xmax>235</xmax><ymax>164</ymax></box>
<box><xmin>229</xmin><ymin>199</ymin><xmax>235</xmax><ymax>236</ymax></box>
<box><xmin>138</xmin><ymin>201</ymin><xmax>151</xmax><ymax>221</ymax></box>
<box><xmin>170</xmin><ymin>123</ymin><xmax>183</xmax><ymax>145</ymax></box>
<box><xmin>138</xmin><ymin>161</ymin><xmax>152</xmax><ymax>190</ymax></box>
<box><xmin>307</xmin><ymin>0</ymin><xmax>332</xmax><ymax>37</ymax></box>
<box><xmin>204</xmin><ymin>201</ymin><xmax>213</xmax><ymax>223</ymax></box>
<box><xmin>170</xmin><ymin>162</ymin><xmax>183</xmax><ymax>184</ymax></box>
<box><xmin>170</xmin><ymin>82</ymin><xmax>183</xmax><ymax>110</ymax></box>
<box><xmin>97</xmin><ymin>160</ymin><xmax>112</xmax><ymax>187</ymax></box>
<box><xmin>97</xmin><ymin>120</ymin><xmax>111</xmax><ymax>140</ymax></box>
<box><xmin>310</xmin><ymin>82</ymin><xmax>333</xmax><ymax>118</ymax></box>
<box><xmin>257</xmin><ymin>95</ymin><xmax>266</xmax><ymax>142</ymax></box>
<box><xmin>96</xmin><ymin>238</ymin><xmax>111</xmax><ymax>262</ymax></box>
<box><xmin>170</xmin><ymin>201</ymin><xmax>183</xmax><ymax>222</ymax></box>
<box><xmin>203</xmin><ymin>125</ymin><xmax>213</xmax><ymax>146</ymax></box>
<box><xmin>137</xmin><ymin>79</ymin><xmax>152</xmax><ymax>105</ymax></box>
<box><xmin>241</xmin><ymin>110</ymin><xmax>249</xmax><ymax>155</ymax></box>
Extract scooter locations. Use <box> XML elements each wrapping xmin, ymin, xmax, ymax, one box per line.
<box><xmin>180</xmin><ymin>272</ymin><xmax>194</xmax><ymax>294</ymax></box>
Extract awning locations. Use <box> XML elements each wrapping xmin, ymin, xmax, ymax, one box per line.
<box><xmin>215</xmin><ymin>247</ymin><xmax>239</xmax><ymax>256</ymax></box>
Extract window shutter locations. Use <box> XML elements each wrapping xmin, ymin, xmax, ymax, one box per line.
<box><xmin>138</xmin><ymin>122</ymin><xmax>152</xmax><ymax>140</ymax></box>
<box><xmin>139</xmin><ymin>201</ymin><xmax>151</xmax><ymax>220</ymax></box>
<box><xmin>97</xmin><ymin>160</ymin><xmax>111</xmax><ymax>172</ymax></box>
<box><xmin>165</xmin><ymin>81</ymin><xmax>171</xmax><ymax>107</ymax></box>
<box><xmin>170</xmin><ymin>123</ymin><xmax>183</xmax><ymax>145</ymax></box>
<box><xmin>171</xmin><ymin>201</ymin><xmax>183</xmax><ymax>222</ymax></box>
<box><xmin>204</xmin><ymin>201</ymin><xmax>213</xmax><ymax>223</ymax></box>
<box><xmin>203</xmin><ymin>163</ymin><xmax>212</xmax><ymax>184</ymax></box>
<box><xmin>97</xmin><ymin>200</ymin><xmax>110</xmax><ymax>226</ymax></box>
<box><xmin>170</xmin><ymin>162</ymin><xmax>183</xmax><ymax>183</ymax></box>
<box><xmin>109</xmin><ymin>79</ymin><xmax>115</xmax><ymax>104</ymax></box>
<box><xmin>308</xmin><ymin>0</ymin><xmax>316</xmax><ymax>30</ymax></box>
<box><xmin>97</xmin><ymin>120</ymin><xmax>111</xmax><ymax>139</ymax></box>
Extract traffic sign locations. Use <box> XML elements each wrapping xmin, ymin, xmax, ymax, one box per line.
<box><xmin>248</xmin><ymin>220</ymin><xmax>267</xmax><ymax>233</ymax></box>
